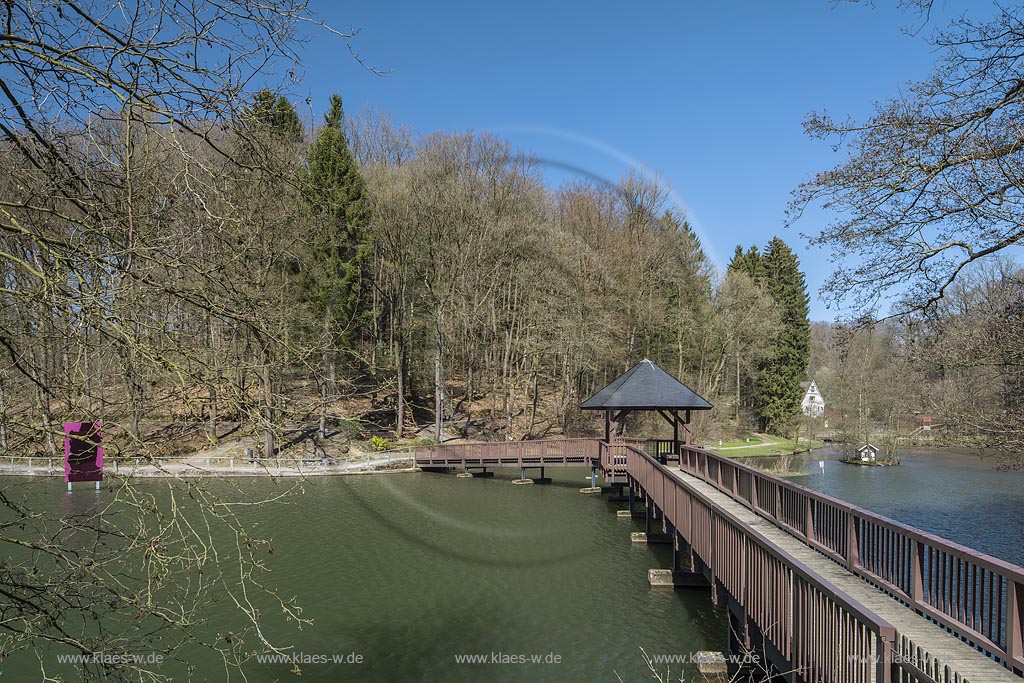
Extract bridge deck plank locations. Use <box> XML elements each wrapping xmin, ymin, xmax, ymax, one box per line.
<box><xmin>669</xmin><ymin>468</ymin><xmax>1020</xmax><ymax>683</ymax></box>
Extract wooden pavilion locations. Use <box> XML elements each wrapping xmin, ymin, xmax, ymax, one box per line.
<box><xmin>580</xmin><ymin>359</ymin><xmax>712</xmax><ymax>459</ymax></box>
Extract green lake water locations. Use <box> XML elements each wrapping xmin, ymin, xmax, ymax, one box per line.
<box><xmin>4</xmin><ymin>447</ymin><xmax>1021</xmax><ymax>682</ymax></box>
<box><xmin>0</xmin><ymin>469</ymin><xmax>727</xmax><ymax>682</ymax></box>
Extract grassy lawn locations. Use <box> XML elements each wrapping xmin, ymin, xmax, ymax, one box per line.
<box><xmin>714</xmin><ymin>434</ymin><xmax>766</xmax><ymax>448</ymax></box>
<box><xmin>709</xmin><ymin>436</ymin><xmax>824</xmax><ymax>457</ymax></box>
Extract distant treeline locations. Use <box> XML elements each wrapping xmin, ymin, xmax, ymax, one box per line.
<box><xmin>808</xmin><ymin>258</ymin><xmax>1024</xmax><ymax>465</ymax></box>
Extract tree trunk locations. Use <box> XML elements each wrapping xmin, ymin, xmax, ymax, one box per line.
<box><xmin>528</xmin><ymin>364</ymin><xmax>539</xmax><ymax>437</ymax></box>
<box><xmin>736</xmin><ymin>348</ymin><xmax>741</xmax><ymax>426</ymax></box>
<box><xmin>434</xmin><ymin>310</ymin><xmax>443</xmax><ymax>443</ymax></box>
<box><xmin>395</xmin><ymin>339</ymin><xmax>405</xmax><ymax>439</ymax></box>
<box><xmin>464</xmin><ymin>365</ymin><xmax>473</xmax><ymax>437</ymax></box>
<box><xmin>0</xmin><ymin>374</ymin><xmax>7</xmax><ymax>455</ymax></box>
<box><xmin>262</xmin><ymin>350</ymin><xmax>275</xmax><ymax>459</ymax></box>
<box><xmin>319</xmin><ymin>376</ymin><xmax>328</xmax><ymax>443</ymax></box>
<box><xmin>207</xmin><ymin>316</ymin><xmax>218</xmax><ymax>439</ymax></box>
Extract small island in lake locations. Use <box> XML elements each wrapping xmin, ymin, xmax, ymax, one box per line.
<box><xmin>839</xmin><ymin>443</ymin><xmax>901</xmax><ymax>467</ymax></box>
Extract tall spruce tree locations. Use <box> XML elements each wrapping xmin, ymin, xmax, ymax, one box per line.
<box><xmin>753</xmin><ymin>237</ymin><xmax>810</xmax><ymax>432</ymax></box>
<box><xmin>728</xmin><ymin>245</ymin><xmax>765</xmax><ymax>282</ymax></box>
<box><xmin>304</xmin><ymin>94</ymin><xmax>372</xmax><ymax>401</ymax></box>
<box><xmin>248</xmin><ymin>88</ymin><xmax>303</xmax><ymax>144</ymax></box>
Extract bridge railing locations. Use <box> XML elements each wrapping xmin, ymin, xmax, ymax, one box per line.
<box><xmin>405</xmin><ymin>438</ymin><xmax>601</xmax><ymax>467</ymax></box>
<box><xmin>598</xmin><ymin>442</ymin><xmax>630</xmax><ymax>480</ymax></box>
<box><xmin>618</xmin><ymin>438</ymin><xmax>677</xmax><ymax>460</ymax></box>
<box><xmin>679</xmin><ymin>444</ymin><xmax>1024</xmax><ymax>675</ymax></box>
<box><xmin>401</xmin><ymin>437</ymin><xmax>638</xmax><ymax>481</ymax></box>
<box><xmin>625</xmin><ymin>444</ymin><xmax>897</xmax><ymax>683</ymax></box>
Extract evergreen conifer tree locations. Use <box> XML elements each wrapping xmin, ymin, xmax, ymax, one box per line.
<box><xmin>752</xmin><ymin>237</ymin><xmax>810</xmax><ymax>432</ymax></box>
<box><xmin>304</xmin><ymin>94</ymin><xmax>372</xmax><ymax>372</ymax></box>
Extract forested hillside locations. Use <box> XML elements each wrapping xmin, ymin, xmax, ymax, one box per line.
<box><xmin>0</xmin><ymin>88</ymin><xmax>814</xmax><ymax>457</ymax></box>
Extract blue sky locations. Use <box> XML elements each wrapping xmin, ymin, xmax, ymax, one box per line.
<box><xmin>285</xmin><ymin>0</ymin><xmax>982</xmax><ymax>321</ymax></box>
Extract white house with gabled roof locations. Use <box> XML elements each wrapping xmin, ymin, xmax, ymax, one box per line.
<box><xmin>800</xmin><ymin>380</ymin><xmax>825</xmax><ymax>417</ymax></box>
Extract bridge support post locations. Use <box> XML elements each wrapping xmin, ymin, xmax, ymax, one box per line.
<box><xmin>513</xmin><ymin>467</ymin><xmax>534</xmax><ymax>485</ymax></box>
<box><xmin>673</xmin><ymin>533</ymin><xmax>694</xmax><ymax>572</ymax></box>
<box><xmin>580</xmin><ymin>465</ymin><xmax>601</xmax><ymax>494</ymax></box>
<box><xmin>607</xmin><ymin>483</ymin><xmax>629</xmax><ymax>501</ymax></box>
<box><xmin>645</xmin><ymin>501</ymin><xmax>662</xmax><ymax>535</ymax></box>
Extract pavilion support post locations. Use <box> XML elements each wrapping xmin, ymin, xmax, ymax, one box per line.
<box><xmin>673</xmin><ymin>409</ymin><xmax>680</xmax><ymax>458</ymax></box>
<box><xmin>608</xmin><ymin>409</ymin><xmax>630</xmax><ymax>443</ymax></box>
<box><xmin>684</xmin><ymin>409</ymin><xmax>692</xmax><ymax>446</ymax></box>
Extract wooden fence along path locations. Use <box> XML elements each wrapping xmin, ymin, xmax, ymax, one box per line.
<box><xmin>407</xmin><ymin>437</ymin><xmax>1024</xmax><ymax>683</ymax></box>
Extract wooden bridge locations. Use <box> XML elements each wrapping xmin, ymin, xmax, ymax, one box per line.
<box><xmin>409</xmin><ymin>436</ymin><xmax>1024</xmax><ymax>683</ymax></box>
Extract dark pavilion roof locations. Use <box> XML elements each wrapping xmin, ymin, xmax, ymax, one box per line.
<box><xmin>580</xmin><ymin>359</ymin><xmax>713</xmax><ymax>411</ymax></box>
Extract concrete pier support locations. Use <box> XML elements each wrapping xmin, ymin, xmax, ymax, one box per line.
<box><xmin>631</xmin><ymin>531</ymin><xmax>672</xmax><ymax>544</ymax></box>
<box><xmin>647</xmin><ymin>568</ymin><xmax>712</xmax><ymax>588</ymax></box>
<box><xmin>694</xmin><ymin>652</ymin><xmax>728</xmax><ymax>683</ymax></box>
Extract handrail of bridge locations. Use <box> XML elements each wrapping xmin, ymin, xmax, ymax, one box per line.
<box><xmin>678</xmin><ymin>444</ymin><xmax>1024</xmax><ymax>675</ymax></box>
<box><xmin>406</xmin><ymin>437</ymin><xmax>602</xmax><ymax>467</ymax></box>
<box><xmin>624</xmin><ymin>443</ymin><xmax>898</xmax><ymax>683</ymax></box>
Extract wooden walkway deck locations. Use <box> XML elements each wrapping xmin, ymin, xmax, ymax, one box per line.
<box><xmin>672</xmin><ymin>467</ymin><xmax>1018</xmax><ymax>683</ymax></box>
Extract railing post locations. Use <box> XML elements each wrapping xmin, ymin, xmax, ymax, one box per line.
<box><xmin>911</xmin><ymin>539</ymin><xmax>924</xmax><ymax>608</ymax></box>
<box><xmin>1007</xmin><ymin>578</ymin><xmax>1023</xmax><ymax>673</ymax></box>
<box><xmin>846</xmin><ymin>511</ymin><xmax>860</xmax><ymax>572</ymax></box>
<box><xmin>876</xmin><ymin>632</ymin><xmax>894</xmax><ymax>683</ymax></box>
<box><xmin>804</xmin><ymin>496</ymin><xmax>814</xmax><ymax>542</ymax></box>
